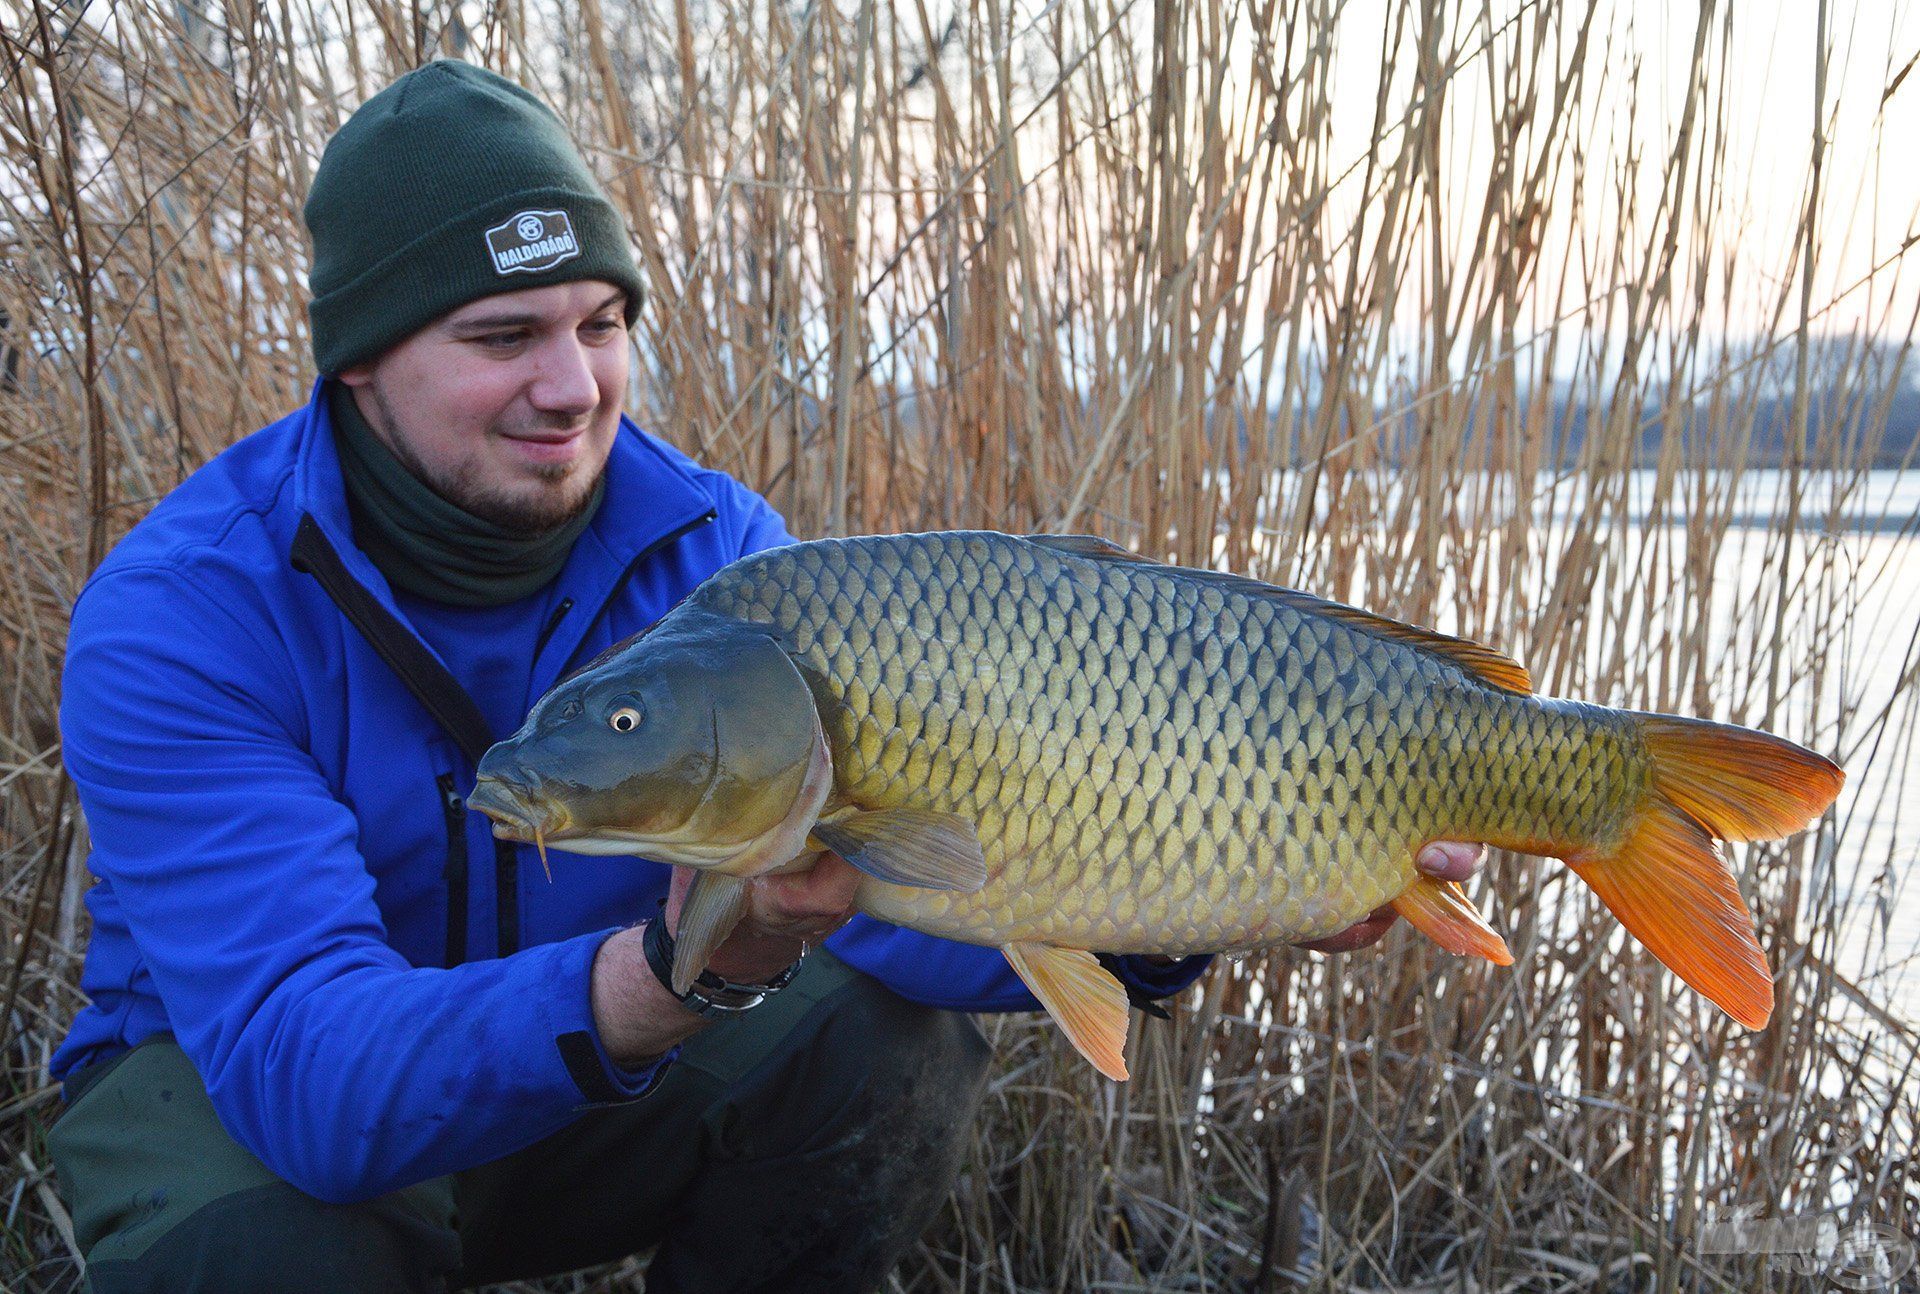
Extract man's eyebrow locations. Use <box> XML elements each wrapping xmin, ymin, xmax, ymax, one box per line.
<box><xmin>446</xmin><ymin>291</ymin><xmax>627</xmax><ymax>333</ymax></box>
<box><xmin>448</xmin><ymin>311</ymin><xmax>543</xmax><ymax>332</ymax></box>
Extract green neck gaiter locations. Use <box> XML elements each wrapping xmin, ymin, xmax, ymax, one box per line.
<box><xmin>327</xmin><ymin>382</ymin><xmax>603</xmax><ymax>608</ymax></box>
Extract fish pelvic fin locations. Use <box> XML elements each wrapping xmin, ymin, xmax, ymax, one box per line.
<box><xmin>1635</xmin><ymin>713</ymin><xmax>1845</xmax><ymax>842</ymax></box>
<box><xmin>670</xmin><ymin>871</ymin><xmax>749</xmax><ymax>995</ymax></box>
<box><xmin>1568</xmin><ymin>802</ymin><xmax>1774</xmax><ymax>1030</ymax></box>
<box><xmin>1002</xmin><ymin>943</ymin><xmax>1131</xmax><ymax>1081</ymax></box>
<box><xmin>810</xmin><ymin>808</ymin><xmax>989</xmax><ymax>891</ymax></box>
<box><xmin>1391</xmin><ymin>875</ymin><xmax>1513</xmax><ymax>964</ymax></box>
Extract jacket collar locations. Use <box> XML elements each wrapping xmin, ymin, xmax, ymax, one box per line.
<box><xmin>289</xmin><ymin>378</ymin><xmax>716</xmax><ymax>704</ymax></box>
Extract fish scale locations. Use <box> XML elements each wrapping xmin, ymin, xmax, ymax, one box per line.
<box><xmin>694</xmin><ymin>531</ymin><xmax>1624</xmax><ymax>953</ymax></box>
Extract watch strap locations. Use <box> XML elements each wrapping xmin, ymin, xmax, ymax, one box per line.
<box><xmin>641</xmin><ymin>905</ymin><xmax>802</xmax><ymax>1017</ymax></box>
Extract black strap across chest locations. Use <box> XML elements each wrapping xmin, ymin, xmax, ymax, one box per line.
<box><xmin>292</xmin><ymin>515</ymin><xmax>519</xmax><ymax>958</ymax></box>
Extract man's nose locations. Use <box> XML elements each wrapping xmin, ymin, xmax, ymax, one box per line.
<box><xmin>528</xmin><ymin>337</ymin><xmax>600</xmax><ymax>417</ymax></box>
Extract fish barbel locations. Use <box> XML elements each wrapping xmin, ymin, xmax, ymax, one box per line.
<box><xmin>470</xmin><ymin>532</ymin><xmax>1843</xmax><ymax>1079</ymax></box>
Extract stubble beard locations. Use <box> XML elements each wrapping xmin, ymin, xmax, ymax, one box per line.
<box><xmin>365</xmin><ymin>377</ymin><xmax>605</xmax><ymax>537</ymax></box>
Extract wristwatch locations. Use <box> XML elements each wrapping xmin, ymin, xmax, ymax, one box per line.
<box><xmin>641</xmin><ymin>906</ymin><xmax>803</xmax><ymax>1018</ymax></box>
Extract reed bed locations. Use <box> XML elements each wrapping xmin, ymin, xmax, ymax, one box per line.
<box><xmin>1</xmin><ymin>0</ymin><xmax>1916</xmax><ymax>1288</ymax></box>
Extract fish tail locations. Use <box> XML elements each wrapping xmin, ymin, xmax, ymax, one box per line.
<box><xmin>1564</xmin><ymin>714</ymin><xmax>1844</xmax><ymax>1031</ymax></box>
<box><xmin>1634</xmin><ymin>713</ymin><xmax>1845</xmax><ymax>843</ymax></box>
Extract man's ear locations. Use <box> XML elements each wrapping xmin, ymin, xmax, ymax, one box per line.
<box><xmin>335</xmin><ymin>363</ymin><xmax>374</xmax><ymax>388</ymax></box>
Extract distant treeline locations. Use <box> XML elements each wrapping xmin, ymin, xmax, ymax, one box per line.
<box><xmin>1362</xmin><ymin>344</ymin><xmax>1920</xmax><ymax>470</ymax></box>
<box><xmin>1558</xmin><ymin>382</ymin><xmax>1920</xmax><ymax>470</ymax></box>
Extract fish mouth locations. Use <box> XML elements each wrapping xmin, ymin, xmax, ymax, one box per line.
<box><xmin>468</xmin><ymin>777</ymin><xmax>572</xmax><ymax>842</ymax></box>
<box><xmin>470</xmin><ymin>774</ymin><xmax>680</xmax><ymax>859</ymax></box>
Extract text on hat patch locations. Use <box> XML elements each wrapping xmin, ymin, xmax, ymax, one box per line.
<box><xmin>485</xmin><ymin>209</ymin><xmax>581</xmax><ymax>275</ymax></box>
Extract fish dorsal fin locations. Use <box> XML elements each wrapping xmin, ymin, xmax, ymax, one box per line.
<box><xmin>1023</xmin><ymin>534</ymin><xmax>1532</xmax><ymax>695</ymax></box>
<box><xmin>1022</xmin><ymin>533</ymin><xmax>1143</xmax><ymax>563</ymax></box>
<box><xmin>1287</xmin><ymin>597</ymin><xmax>1533</xmax><ymax>694</ymax></box>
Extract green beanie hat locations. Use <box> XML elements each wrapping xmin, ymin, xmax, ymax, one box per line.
<box><xmin>305</xmin><ymin>60</ymin><xmax>646</xmax><ymax>376</ymax></box>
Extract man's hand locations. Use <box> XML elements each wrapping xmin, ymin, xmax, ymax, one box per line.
<box><xmin>667</xmin><ymin>852</ymin><xmax>862</xmax><ymax>985</ymax></box>
<box><xmin>591</xmin><ymin>855</ymin><xmax>862</xmax><ymax>1068</ymax></box>
<box><xmin>1292</xmin><ymin>841</ymin><xmax>1489</xmax><ymax>954</ymax></box>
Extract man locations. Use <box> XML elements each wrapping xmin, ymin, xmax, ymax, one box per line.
<box><xmin>44</xmin><ymin>61</ymin><xmax>1486</xmax><ymax>1292</ymax></box>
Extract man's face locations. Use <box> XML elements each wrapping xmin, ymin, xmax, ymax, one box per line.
<box><xmin>338</xmin><ymin>280</ymin><xmax>631</xmax><ymax>535</ymax></box>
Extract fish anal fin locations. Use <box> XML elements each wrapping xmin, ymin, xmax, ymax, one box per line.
<box><xmin>1022</xmin><ymin>535</ymin><xmax>1531</xmax><ymax>694</ymax></box>
<box><xmin>1567</xmin><ymin>802</ymin><xmax>1774</xmax><ymax>1030</ymax></box>
<box><xmin>1002</xmin><ymin>942</ymin><xmax>1131</xmax><ymax>1081</ymax></box>
<box><xmin>671</xmin><ymin>871</ymin><xmax>749</xmax><ymax>995</ymax></box>
<box><xmin>811</xmin><ymin>808</ymin><xmax>988</xmax><ymax>892</ymax></box>
<box><xmin>1392</xmin><ymin>875</ymin><xmax>1513</xmax><ymax>964</ymax></box>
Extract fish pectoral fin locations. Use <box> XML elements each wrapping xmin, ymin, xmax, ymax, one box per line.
<box><xmin>670</xmin><ymin>871</ymin><xmax>749</xmax><ymax>995</ymax></box>
<box><xmin>810</xmin><ymin>809</ymin><xmax>989</xmax><ymax>892</ymax></box>
<box><xmin>1391</xmin><ymin>875</ymin><xmax>1513</xmax><ymax>965</ymax></box>
<box><xmin>1002</xmin><ymin>942</ymin><xmax>1132</xmax><ymax>1081</ymax></box>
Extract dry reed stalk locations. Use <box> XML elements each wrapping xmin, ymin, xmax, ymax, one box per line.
<box><xmin>1</xmin><ymin>0</ymin><xmax>1916</xmax><ymax>1289</ymax></box>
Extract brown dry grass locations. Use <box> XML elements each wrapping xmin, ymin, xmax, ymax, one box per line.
<box><xmin>1</xmin><ymin>0</ymin><xmax>1916</xmax><ymax>1289</ymax></box>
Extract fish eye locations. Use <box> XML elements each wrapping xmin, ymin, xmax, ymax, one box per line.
<box><xmin>609</xmin><ymin>706</ymin><xmax>642</xmax><ymax>734</ymax></box>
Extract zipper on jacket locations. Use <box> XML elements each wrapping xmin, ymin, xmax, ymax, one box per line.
<box><xmin>534</xmin><ymin>597</ymin><xmax>575</xmax><ymax>659</ymax></box>
<box><xmin>494</xmin><ymin>839</ymin><xmax>519</xmax><ymax>957</ymax></box>
<box><xmin>437</xmin><ymin>774</ymin><xmax>470</xmax><ymax>966</ymax></box>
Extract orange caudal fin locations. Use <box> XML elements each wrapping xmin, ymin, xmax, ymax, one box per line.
<box><xmin>1392</xmin><ymin>875</ymin><xmax>1513</xmax><ymax>964</ymax></box>
<box><xmin>1635</xmin><ymin>713</ymin><xmax>1844</xmax><ymax>842</ymax></box>
<box><xmin>1568</xmin><ymin>716</ymin><xmax>1843</xmax><ymax>1031</ymax></box>
<box><xmin>1568</xmin><ymin>803</ymin><xmax>1775</xmax><ymax>1029</ymax></box>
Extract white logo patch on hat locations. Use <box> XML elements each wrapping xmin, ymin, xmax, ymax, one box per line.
<box><xmin>484</xmin><ymin>209</ymin><xmax>581</xmax><ymax>275</ymax></box>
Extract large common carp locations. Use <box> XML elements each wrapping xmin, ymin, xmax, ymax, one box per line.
<box><xmin>469</xmin><ymin>532</ymin><xmax>1843</xmax><ymax>1079</ymax></box>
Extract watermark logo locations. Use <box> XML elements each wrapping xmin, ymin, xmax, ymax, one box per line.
<box><xmin>484</xmin><ymin>209</ymin><xmax>581</xmax><ymax>275</ymax></box>
<box><xmin>1699</xmin><ymin>1210</ymin><xmax>1915</xmax><ymax>1289</ymax></box>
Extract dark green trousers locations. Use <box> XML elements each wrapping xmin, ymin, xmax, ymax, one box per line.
<box><xmin>47</xmin><ymin>949</ymin><xmax>990</xmax><ymax>1293</ymax></box>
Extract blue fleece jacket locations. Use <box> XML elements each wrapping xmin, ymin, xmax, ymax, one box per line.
<box><xmin>51</xmin><ymin>382</ymin><xmax>1207</xmax><ymax>1204</ymax></box>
